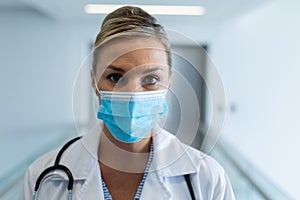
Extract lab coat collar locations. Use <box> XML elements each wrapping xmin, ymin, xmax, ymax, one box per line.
<box><xmin>54</xmin><ymin>125</ymin><xmax>202</xmax><ymax>199</ymax></box>
<box><xmin>58</xmin><ymin>125</ymin><xmax>201</xmax><ymax>180</ymax></box>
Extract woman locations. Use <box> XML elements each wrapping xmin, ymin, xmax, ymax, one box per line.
<box><xmin>22</xmin><ymin>6</ymin><xmax>235</xmax><ymax>200</ymax></box>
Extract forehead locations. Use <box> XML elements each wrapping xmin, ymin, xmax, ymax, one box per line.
<box><xmin>112</xmin><ymin>48</ymin><xmax>168</xmax><ymax>70</ymax></box>
<box><xmin>96</xmin><ymin>37</ymin><xmax>168</xmax><ymax>70</ymax></box>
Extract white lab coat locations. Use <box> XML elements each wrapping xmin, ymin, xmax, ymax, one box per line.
<box><xmin>22</xmin><ymin>127</ymin><xmax>235</xmax><ymax>200</ymax></box>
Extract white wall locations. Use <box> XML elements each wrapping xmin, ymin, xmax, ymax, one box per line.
<box><xmin>0</xmin><ymin>8</ymin><xmax>98</xmax><ymax>134</ymax></box>
<box><xmin>210</xmin><ymin>0</ymin><xmax>300</xmax><ymax>198</ymax></box>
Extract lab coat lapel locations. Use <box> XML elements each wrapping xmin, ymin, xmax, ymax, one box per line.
<box><xmin>75</xmin><ymin>160</ymin><xmax>104</xmax><ymax>200</ymax></box>
<box><xmin>140</xmin><ymin>171</ymin><xmax>171</xmax><ymax>200</ymax></box>
<box><xmin>140</xmin><ymin>128</ymin><xmax>199</xmax><ymax>200</ymax></box>
<box><xmin>58</xmin><ymin>125</ymin><xmax>101</xmax><ymax>180</ymax></box>
<box><xmin>58</xmin><ymin>125</ymin><xmax>105</xmax><ymax>199</ymax></box>
<box><xmin>151</xmin><ymin>128</ymin><xmax>200</xmax><ymax>177</ymax></box>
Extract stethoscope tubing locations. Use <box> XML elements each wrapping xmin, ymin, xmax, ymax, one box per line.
<box><xmin>33</xmin><ymin>136</ymin><xmax>82</xmax><ymax>200</ymax></box>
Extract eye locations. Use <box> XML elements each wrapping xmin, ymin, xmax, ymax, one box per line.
<box><xmin>143</xmin><ymin>75</ymin><xmax>160</xmax><ymax>85</ymax></box>
<box><xmin>106</xmin><ymin>73</ymin><xmax>122</xmax><ymax>83</ymax></box>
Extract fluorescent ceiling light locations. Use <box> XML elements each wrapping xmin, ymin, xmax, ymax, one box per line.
<box><xmin>84</xmin><ymin>4</ymin><xmax>206</xmax><ymax>16</ymax></box>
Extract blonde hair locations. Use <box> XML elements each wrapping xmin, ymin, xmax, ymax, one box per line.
<box><xmin>92</xmin><ymin>6</ymin><xmax>171</xmax><ymax>73</ymax></box>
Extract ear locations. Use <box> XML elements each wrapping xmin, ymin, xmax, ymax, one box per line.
<box><xmin>91</xmin><ymin>70</ymin><xmax>99</xmax><ymax>96</ymax></box>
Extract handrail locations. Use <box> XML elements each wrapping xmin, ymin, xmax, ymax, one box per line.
<box><xmin>211</xmin><ymin>138</ymin><xmax>293</xmax><ymax>200</ymax></box>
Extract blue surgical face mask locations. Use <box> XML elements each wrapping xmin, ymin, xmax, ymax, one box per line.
<box><xmin>97</xmin><ymin>90</ymin><xmax>168</xmax><ymax>143</ymax></box>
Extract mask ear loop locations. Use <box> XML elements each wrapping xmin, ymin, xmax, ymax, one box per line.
<box><xmin>93</xmin><ymin>73</ymin><xmax>101</xmax><ymax>96</ymax></box>
<box><xmin>93</xmin><ymin>74</ymin><xmax>102</xmax><ymax>107</ymax></box>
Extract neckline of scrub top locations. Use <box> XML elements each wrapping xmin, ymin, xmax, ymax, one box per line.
<box><xmin>101</xmin><ymin>141</ymin><xmax>154</xmax><ymax>200</ymax></box>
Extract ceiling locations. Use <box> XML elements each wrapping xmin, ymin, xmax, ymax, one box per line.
<box><xmin>1</xmin><ymin>0</ymin><xmax>269</xmax><ymax>22</ymax></box>
<box><xmin>0</xmin><ymin>0</ymin><xmax>270</xmax><ymax>42</ymax></box>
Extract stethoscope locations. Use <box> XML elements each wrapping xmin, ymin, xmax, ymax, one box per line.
<box><xmin>33</xmin><ymin>136</ymin><xmax>82</xmax><ymax>200</ymax></box>
<box><xmin>33</xmin><ymin>136</ymin><xmax>196</xmax><ymax>200</ymax></box>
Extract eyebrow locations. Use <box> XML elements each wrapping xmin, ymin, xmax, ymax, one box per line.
<box><xmin>107</xmin><ymin>65</ymin><xmax>164</xmax><ymax>74</ymax></box>
<box><xmin>107</xmin><ymin>65</ymin><xmax>125</xmax><ymax>72</ymax></box>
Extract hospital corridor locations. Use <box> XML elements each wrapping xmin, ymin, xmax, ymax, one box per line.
<box><xmin>0</xmin><ymin>0</ymin><xmax>299</xmax><ymax>199</ymax></box>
